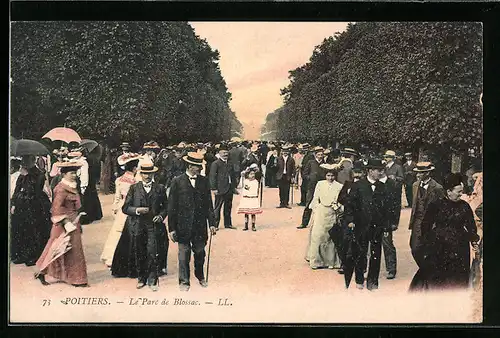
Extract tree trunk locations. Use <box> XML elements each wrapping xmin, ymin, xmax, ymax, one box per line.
<box><xmin>100</xmin><ymin>145</ymin><xmax>112</xmax><ymax>194</ymax></box>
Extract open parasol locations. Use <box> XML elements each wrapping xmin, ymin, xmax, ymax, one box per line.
<box><xmin>10</xmin><ymin>139</ymin><xmax>50</xmax><ymax>156</ymax></box>
<box><xmin>43</xmin><ymin>127</ymin><xmax>81</xmax><ymax>143</ymax></box>
<box><xmin>80</xmin><ymin>139</ymin><xmax>99</xmax><ymax>153</ymax></box>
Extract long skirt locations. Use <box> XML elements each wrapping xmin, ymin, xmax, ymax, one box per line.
<box><xmin>100</xmin><ymin>208</ymin><xmax>127</xmax><ymax>266</ymax></box>
<box><xmin>81</xmin><ymin>187</ymin><xmax>103</xmax><ymax>225</ymax></box>
<box><xmin>305</xmin><ymin>206</ymin><xmax>340</xmax><ymax>269</ymax></box>
<box><xmin>36</xmin><ymin>223</ymin><xmax>88</xmax><ymax>285</ymax></box>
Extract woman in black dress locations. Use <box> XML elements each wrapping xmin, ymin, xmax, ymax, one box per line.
<box><xmin>10</xmin><ymin>155</ymin><xmax>51</xmax><ymax>266</ymax></box>
<box><xmin>409</xmin><ymin>173</ymin><xmax>480</xmax><ymax>291</ymax></box>
<box><xmin>265</xmin><ymin>148</ymin><xmax>278</xmax><ymax>188</ymax></box>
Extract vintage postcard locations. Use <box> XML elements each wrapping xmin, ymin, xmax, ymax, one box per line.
<box><xmin>9</xmin><ymin>20</ymin><xmax>483</xmax><ymax>324</ymax></box>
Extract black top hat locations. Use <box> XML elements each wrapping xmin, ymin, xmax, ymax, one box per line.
<box><xmin>365</xmin><ymin>158</ymin><xmax>385</xmax><ymax>170</ymax></box>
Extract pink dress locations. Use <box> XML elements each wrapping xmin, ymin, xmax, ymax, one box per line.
<box><xmin>237</xmin><ymin>179</ymin><xmax>262</xmax><ymax>215</ymax></box>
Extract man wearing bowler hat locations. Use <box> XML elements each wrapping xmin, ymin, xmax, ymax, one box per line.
<box><xmin>168</xmin><ymin>152</ymin><xmax>217</xmax><ymax>291</ymax></box>
<box><xmin>342</xmin><ymin>158</ymin><xmax>394</xmax><ymax>290</ymax></box>
<box><xmin>408</xmin><ymin>162</ymin><xmax>444</xmax><ymax>268</ymax></box>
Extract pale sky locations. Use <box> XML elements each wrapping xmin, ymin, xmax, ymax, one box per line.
<box><xmin>190</xmin><ymin>22</ymin><xmax>349</xmax><ymax>140</ymax></box>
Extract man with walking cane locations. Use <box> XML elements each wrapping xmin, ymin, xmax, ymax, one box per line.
<box><xmin>168</xmin><ymin>152</ymin><xmax>217</xmax><ymax>292</ymax></box>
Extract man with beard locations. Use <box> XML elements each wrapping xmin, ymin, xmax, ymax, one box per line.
<box><xmin>297</xmin><ymin>146</ymin><xmax>325</xmax><ymax>228</ymax></box>
<box><xmin>408</xmin><ymin>162</ymin><xmax>445</xmax><ymax>268</ymax></box>
<box><xmin>168</xmin><ymin>152</ymin><xmax>217</xmax><ymax>291</ymax></box>
<box><xmin>210</xmin><ymin>144</ymin><xmax>237</xmax><ymax>230</ymax></box>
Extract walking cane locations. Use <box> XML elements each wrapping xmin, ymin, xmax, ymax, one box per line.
<box><xmin>206</xmin><ymin>224</ymin><xmax>213</xmax><ymax>283</ymax></box>
<box><xmin>290</xmin><ymin>179</ymin><xmax>294</xmax><ymax>205</ymax></box>
<box><xmin>259</xmin><ymin>177</ymin><xmax>263</xmax><ymax>208</ymax></box>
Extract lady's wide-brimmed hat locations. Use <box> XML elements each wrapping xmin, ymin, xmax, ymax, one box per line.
<box><xmin>117</xmin><ymin>153</ymin><xmax>141</xmax><ymax>166</ymax></box>
<box><xmin>143</xmin><ymin>141</ymin><xmax>160</xmax><ymax>150</ymax></box>
<box><xmin>138</xmin><ymin>159</ymin><xmax>158</xmax><ymax>173</ymax></box>
<box><xmin>183</xmin><ymin>151</ymin><xmax>206</xmax><ymax>166</ymax></box>
<box><xmin>413</xmin><ymin>161</ymin><xmax>435</xmax><ymax>172</ymax></box>
<box><xmin>320</xmin><ymin>163</ymin><xmax>341</xmax><ymax>171</ymax></box>
<box><xmin>55</xmin><ymin>158</ymin><xmax>84</xmax><ymax>169</ymax></box>
<box><xmin>365</xmin><ymin>158</ymin><xmax>386</xmax><ymax>170</ymax></box>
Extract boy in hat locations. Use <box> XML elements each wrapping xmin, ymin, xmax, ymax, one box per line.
<box><xmin>210</xmin><ymin>144</ymin><xmax>237</xmax><ymax>230</ymax></box>
<box><xmin>168</xmin><ymin>152</ymin><xmax>217</xmax><ymax>291</ymax></box>
<box><xmin>342</xmin><ymin>159</ymin><xmax>394</xmax><ymax>290</ymax></box>
<box><xmin>121</xmin><ymin>159</ymin><xmax>168</xmax><ymax>291</ymax></box>
<box><xmin>408</xmin><ymin>162</ymin><xmax>444</xmax><ymax>267</ymax></box>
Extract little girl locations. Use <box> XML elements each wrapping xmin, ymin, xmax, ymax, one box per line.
<box><xmin>237</xmin><ymin>166</ymin><xmax>263</xmax><ymax>231</ymax></box>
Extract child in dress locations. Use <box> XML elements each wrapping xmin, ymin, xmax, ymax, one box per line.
<box><xmin>237</xmin><ymin>166</ymin><xmax>263</xmax><ymax>231</ymax></box>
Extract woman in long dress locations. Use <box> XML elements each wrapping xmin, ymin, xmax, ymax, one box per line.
<box><xmin>10</xmin><ymin>155</ymin><xmax>51</xmax><ymax>266</ymax></box>
<box><xmin>100</xmin><ymin>155</ymin><xmax>139</xmax><ymax>267</ymax></box>
<box><xmin>409</xmin><ymin>173</ymin><xmax>480</xmax><ymax>291</ymax></box>
<box><xmin>34</xmin><ymin>160</ymin><xmax>89</xmax><ymax>287</ymax></box>
<box><xmin>305</xmin><ymin>164</ymin><xmax>344</xmax><ymax>270</ymax></box>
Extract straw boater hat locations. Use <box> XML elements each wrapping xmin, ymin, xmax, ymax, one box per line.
<box><xmin>55</xmin><ymin>158</ymin><xmax>84</xmax><ymax>168</ymax></box>
<box><xmin>384</xmin><ymin>150</ymin><xmax>396</xmax><ymax>158</ymax></box>
<box><xmin>117</xmin><ymin>153</ymin><xmax>141</xmax><ymax>166</ymax></box>
<box><xmin>143</xmin><ymin>141</ymin><xmax>160</xmax><ymax>150</ymax></box>
<box><xmin>183</xmin><ymin>151</ymin><xmax>206</xmax><ymax>166</ymax></box>
<box><xmin>302</xmin><ymin>143</ymin><xmax>310</xmax><ymax>150</ymax></box>
<box><xmin>138</xmin><ymin>159</ymin><xmax>158</xmax><ymax>173</ymax></box>
<box><xmin>324</xmin><ymin>148</ymin><xmax>331</xmax><ymax>155</ymax></box>
<box><xmin>281</xmin><ymin>143</ymin><xmax>293</xmax><ymax>151</ymax></box>
<box><xmin>320</xmin><ymin>163</ymin><xmax>341</xmax><ymax>171</ymax></box>
<box><xmin>313</xmin><ymin>146</ymin><xmax>324</xmax><ymax>153</ymax></box>
<box><xmin>341</xmin><ymin>147</ymin><xmax>359</xmax><ymax>157</ymax></box>
<box><xmin>413</xmin><ymin>162</ymin><xmax>435</xmax><ymax>172</ymax></box>
<box><xmin>404</xmin><ymin>152</ymin><xmax>413</xmax><ymax>157</ymax></box>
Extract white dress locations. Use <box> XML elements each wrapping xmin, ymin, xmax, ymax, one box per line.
<box><xmin>237</xmin><ymin>179</ymin><xmax>262</xmax><ymax>214</ymax></box>
<box><xmin>305</xmin><ymin>180</ymin><xmax>344</xmax><ymax>269</ymax></box>
<box><xmin>100</xmin><ymin>172</ymin><xmax>136</xmax><ymax>266</ymax></box>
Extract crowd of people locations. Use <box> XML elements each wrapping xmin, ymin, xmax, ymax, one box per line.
<box><xmin>10</xmin><ymin>138</ymin><xmax>483</xmax><ymax>293</ymax></box>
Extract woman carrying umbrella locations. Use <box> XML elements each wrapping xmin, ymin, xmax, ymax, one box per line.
<box><xmin>34</xmin><ymin>159</ymin><xmax>89</xmax><ymax>287</ymax></box>
<box><xmin>10</xmin><ymin>155</ymin><xmax>52</xmax><ymax>266</ymax></box>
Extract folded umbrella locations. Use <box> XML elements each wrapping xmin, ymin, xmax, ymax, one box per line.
<box><xmin>36</xmin><ymin>232</ymin><xmax>72</xmax><ymax>272</ymax></box>
<box><xmin>43</xmin><ymin>127</ymin><xmax>81</xmax><ymax>143</ymax></box>
<box><xmin>11</xmin><ymin>139</ymin><xmax>50</xmax><ymax>156</ymax></box>
<box><xmin>343</xmin><ymin>228</ymin><xmax>363</xmax><ymax>288</ymax></box>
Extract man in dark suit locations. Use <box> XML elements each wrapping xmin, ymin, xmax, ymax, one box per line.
<box><xmin>209</xmin><ymin>145</ymin><xmax>237</xmax><ymax>230</ymax></box>
<box><xmin>168</xmin><ymin>152</ymin><xmax>217</xmax><ymax>292</ymax></box>
<box><xmin>121</xmin><ymin>159</ymin><xmax>168</xmax><ymax>291</ymax></box>
<box><xmin>229</xmin><ymin>141</ymin><xmax>245</xmax><ymax>187</ymax></box>
<box><xmin>241</xmin><ymin>144</ymin><xmax>262</xmax><ymax>171</ymax></box>
<box><xmin>297</xmin><ymin>146</ymin><xmax>325</xmax><ymax>228</ymax></box>
<box><xmin>378</xmin><ymin>168</ymin><xmax>401</xmax><ymax>280</ymax></box>
<box><xmin>276</xmin><ymin>144</ymin><xmax>295</xmax><ymax>209</ymax></box>
<box><xmin>165</xmin><ymin>146</ymin><xmax>187</xmax><ymax>195</ymax></box>
<box><xmin>383</xmin><ymin>150</ymin><xmax>404</xmax><ymax>223</ymax></box>
<box><xmin>408</xmin><ymin>162</ymin><xmax>445</xmax><ymax>268</ymax></box>
<box><xmin>402</xmin><ymin>152</ymin><xmax>417</xmax><ymax>208</ymax></box>
<box><xmin>343</xmin><ymin>159</ymin><xmax>397</xmax><ymax>290</ymax></box>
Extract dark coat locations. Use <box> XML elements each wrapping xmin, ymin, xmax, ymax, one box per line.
<box><xmin>167</xmin><ymin>173</ymin><xmax>216</xmax><ymax>244</ymax></box>
<box><xmin>122</xmin><ymin>181</ymin><xmax>168</xmax><ymax>226</ymax></box>
<box><xmin>203</xmin><ymin>152</ymin><xmax>217</xmax><ymax>178</ymax></box>
<box><xmin>337</xmin><ymin>159</ymin><xmax>354</xmax><ymax>185</ymax></box>
<box><xmin>276</xmin><ymin>156</ymin><xmax>295</xmax><ymax>181</ymax></box>
<box><xmin>403</xmin><ymin>161</ymin><xmax>417</xmax><ymax>186</ymax></box>
<box><xmin>302</xmin><ymin>158</ymin><xmax>325</xmax><ymax>191</ymax></box>
<box><xmin>166</xmin><ymin>156</ymin><xmax>186</xmax><ymax>188</ymax></box>
<box><xmin>229</xmin><ymin>147</ymin><xmax>245</xmax><ymax>173</ymax></box>
<box><xmin>409</xmin><ymin>198</ymin><xmax>479</xmax><ymax>291</ymax></box>
<box><xmin>409</xmin><ymin>178</ymin><xmax>445</xmax><ymax>231</ymax></box>
<box><xmin>380</xmin><ymin>177</ymin><xmax>402</xmax><ymax>230</ymax></box>
<box><xmin>385</xmin><ymin>162</ymin><xmax>404</xmax><ymax>188</ymax></box>
<box><xmin>343</xmin><ymin>178</ymin><xmax>396</xmax><ymax>234</ymax></box>
<box><xmin>300</xmin><ymin>152</ymin><xmax>315</xmax><ymax>175</ymax></box>
<box><xmin>209</xmin><ymin>158</ymin><xmax>235</xmax><ymax>194</ymax></box>
<box><xmin>241</xmin><ymin>153</ymin><xmax>262</xmax><ymax>171</ymax></box>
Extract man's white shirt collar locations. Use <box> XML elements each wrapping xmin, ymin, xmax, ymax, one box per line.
<box><xmin>379</xmin><ymin>176</ymin><xmax>388</xmax><ymax>183</ymax></box>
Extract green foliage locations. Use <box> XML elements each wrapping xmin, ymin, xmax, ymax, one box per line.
<box><xmin>276</xmin><ymin>22</ymin><xmax>483</xmax><ymax>151</ymax></box>
<box><xmin>10</xmin><ymin>22</ymin><xmax>241</xmax><ymax>147</ymax></box>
